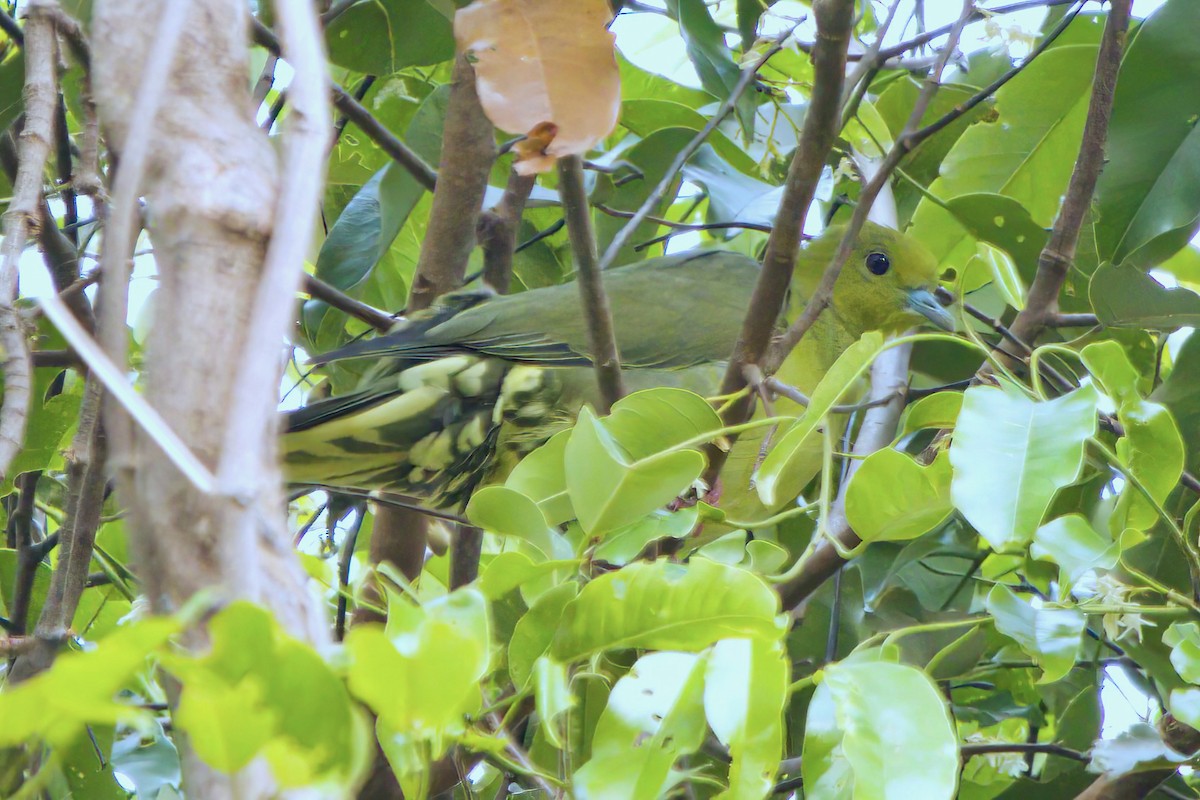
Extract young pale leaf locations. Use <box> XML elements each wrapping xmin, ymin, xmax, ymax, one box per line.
<box><xmin>899</xmin><ymin>391</ymin><xmax>963</xmax><ymax>437</ymax></box>
<box><xmin>1095</xmin><ymin>0</ymin><xmax>1200</xmax><ymax>269</ymax></box>
<box><xmin>758</xmin><ymin>332</ymin><xmax>885</xmax><ymax>506</ymax></box>
<box><xmin>1030</xmin><ymin>514</ymin><xmax>1120</xmax><ymax>595</ymax></box>
<box><xmin>1114</xmin><ymin>399</ymin><xmax>1185</xmax><ymax>531</ymax></box>
<box><xmin>533</xmin><ymin>657</ymin><xmax>574</xmax><ymax>750</ymax></box>
<box><xmin>466</xmin><ymin>485</ymin><xmax>569</xmax><ymax>561</ymax></box>
<box><xmin>551</xmin><ymin>559</ymin><xmax>785</xmax><ymax>661</ymax></box>
<box><xmin>345</xmin><ymin>589</ymin><xmax>491</xmax><ymax>760</ymax></box>
<box><xmin>704</xmin><ymin>638</ymin><xmax>788</xmax><ymax>800</ymax></box>
<box><xmin>455</xmin><ymin>0</ymin><xmax>620</xmax><ymax>172</ymax></box>
<box><xmin>1089</xmin><ymin>723</ymin><xmax>1191</xmax><ymax>775</ymax></box>
<box><xmin>1081</xmin><ymin>340</ymin><xmax>1141</xmax><ymax>404</ymax></box>
<box><xmin>986</xmin><ymin>586</ymin><xmax>1084</xmax><ymax>683</ymax></box>
<box><xmin>968</xmin><ymin>241</ymin><xmax>1027</xmax><ymax>310</ymax></box>
<box><xmin>801</xmin><ymin>678</ymin><xmax>855</xmax><ymax>799</ymax></box>
<box><xmin>845</xmin><ymin>449</ymin><xmax>954</xmax><ymax>543</ymax></box>
<box><xmin>0</xmin><ymin>617</ymin><xmax>179</xmax><ymax>749</ymax></box>
<box><xmin>566</xmin><ymin>400</ymin><xmax>705</xmax><ymax>537</ymax></box>
<box><xmin>949</xmin><ymin>383</ymin><xmax>1098</xmax><ymax>552</ymax></box>
<box><xmin>168</xmin><ymin>602</ymin><xmax>367</xmax><ymax>788</ymax></box>
<box><xmin>807</xmin><ymin>660</ymin><xmax>959</xmax><ymax>800</ymax></box>
<box><xmin>509</xmin><ymin>582</ymin><xmax>579</xmax><ymax>689</ymax></box>
<box><xmin>574</xmin><ymin>651</ymin><xmax>708</xmax><ymax>800</ymax></box>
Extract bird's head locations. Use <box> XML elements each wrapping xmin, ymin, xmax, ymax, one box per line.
<box><xmin>804</xmin><ymin>221</ymin><xmax>954</xmax><ymax>336</ymax></box>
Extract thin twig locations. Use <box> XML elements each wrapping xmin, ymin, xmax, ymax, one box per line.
<box><xmin>559</xmin><ymin>155</ymin><xmax>624</xmax><ymax>411</ymax></box>
<box><xmin>303</xmin><ymin>274</ymin><xmax>395</xmax><ymax>332</ymax></box>
<box><xmin>961</xmin><ymin>742</ymin><xmax>1089</xmax><ymax>762</ymax></box>
<box><xmin>595</xmin><ymin>202</ymin><xmax>773</xmax><ymax>234</ymax></box>
<box><xmin>478</xmin><ymin>170</ymin><xmax>536</xmax><ymax>293</ymax></box>
<box><xmin>597</xmin><ymin>21</ymin><xmax>801</xmax><ymax>271</ymax></box>
<box><xmin>9</xmin><ymin>378</ymin><xmax>106</xmax><ymax>683</ymax></box>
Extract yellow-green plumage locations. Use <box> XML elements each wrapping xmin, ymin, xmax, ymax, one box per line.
<box><xmin>284</xmin><ymin>222</ymin><xmax>951</xmax><ymax>512</ymax></box>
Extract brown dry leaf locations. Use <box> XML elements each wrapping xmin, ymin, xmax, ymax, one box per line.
<box><xmin>455</xmin><ymin>0</ymin><xmax>621</xmax><ymax>175</ymax></box>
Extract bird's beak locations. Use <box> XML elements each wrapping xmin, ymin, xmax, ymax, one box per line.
<box><xmin>907</xmin><ymin>288</ymin><xmax>955</xmax><ymax>331</ymax></box>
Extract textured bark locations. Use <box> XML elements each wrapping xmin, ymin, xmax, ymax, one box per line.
<box><xmin>91</xmin><ymin>2</ymin><xmax>328</xmax><ymax>796</ymax></box>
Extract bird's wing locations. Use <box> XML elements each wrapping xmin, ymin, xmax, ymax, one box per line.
<box><xmin>312</xmin><ymin>250</ymin><xmax>762</xmax><ymax>371</ymax></box>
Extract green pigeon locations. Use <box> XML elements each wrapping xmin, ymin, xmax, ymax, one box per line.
<box><xmin>283</xmin><ymin>222</ymin><xmax>953</xmax><ymax>516</ymax></box>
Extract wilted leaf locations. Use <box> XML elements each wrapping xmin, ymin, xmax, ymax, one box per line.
<box><xmin>456</xmin><ymin>0</ymin><xmax>620</xmax><ymax>172</ymax></box>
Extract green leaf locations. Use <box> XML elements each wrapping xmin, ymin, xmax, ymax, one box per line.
<box><xmin>623</xmin><ymin>104</ymin><xmax>758</xmax><ymax>175</ymax></box>
<box><xmin>169</xmin><ymin>602</ymin><xmax>367</xmax><ymax>787</ymax></box>
<box><xmin>1168</xmin><ymin>686</ymin><xmax>1200</xmax><ymax>732</ymax></box>
<box><xmin>510</xmin><ymin>581</ymin><xmax>579</xmax><ymax>689</ymax></box>
<box><xmin>757</xmin><ymin>332</ymin><xmax>885</xmax><ymax>506</ymax></box>
<box><xmin>1090</xmin><ymin>262</ymin><xmax>1200</xmax><ymax>330</ymax></box>
<box><xmin>1029</xmin><ymin>514</ymin><xmax>1119</xmax><ymax>595</ymax></box>
<box><xmin>1163</xmin><ymin>621</ymin><xmax>1200</xmax><ymax>684</ymax></box>
<box><xmin>910</xmin><ymin>44</ymin><xmax>1097</xmax><ymax>267</ymax></box>
<box><xmin>551</xmin><ymin>559</ymin><xmax>784</xmax><ymax>661</ymax></box>
<box><xmin>846</xmin><ymin>449</ymin><xmax>954</xmax><ymax>543</ymax></box>
<box><xmin>0</xmin><ymin>548</ymin><xmax>51</xmax><ymax>630</ymax></box>
<box><xmin>805</xmin><ymin>660</ymin><xmax>959</xmax><ymax>800</ymax></box>
<box><xmin>593</xmin><ymin>507</ymin><xmax>699</xmax><ymax>566</ymax></box>
<box><xmin>1114</xmin><ymin>399</ymin><xmax>1185</xmax><ymax>531</ymax></box>
<box><xmin>682</xmin><ymin>145</ymin><xmax>783</xmax><ymax>227</ymax></box>
<box><xmin>346</xmin><ymin>588</ymin><xmax>490</xmax><ymax>762</ymax></box>
<box><xmin>986</xmin><ymin>585</ymin><xmax>1084</xmax><ymax>683</ymax></box>
<box><xmin>966</xmin><ymin>242</ymin><xmax>1027</xmax><ymax>310</ymax></box>
<box><xmin>1152</xmin><ymin>331</ymin><xmax>1200</xmax><ymax>472</ymax></box>
<box><xmin>574</xmin><ymin>651</ymin><xmax>708</xmax><ymax>800</ymax></box>
<box><xmin>565</xmin><ymin>389</ymin><xmax>719</xmax><ymax>537</ymax></box>
<box><xmin>505</xmin><ymin>429</ymin><xmax>574</xmax><ymax>526</ymax></box>
<box><xmin>735</xmin><ymin>0</ymin><xmax>779</xmax><ymax>50</ymax></box>
<box><xmin>705</xmin><ymin>638</ymin><xmax>788</xmax><ymax>800</ymax></box>
<box><xmin>1081</xmin><ymin>340</ymin><xmax>1141</xmax><ymax>404</ymax></box>
<box><xmin>325</xmin><ymin>0</ymin><xmax>454</xmax><ymax>74</ymax></box>
<box><xmin>669</xmin><ymin>0</ymin><xmax>756</xmax><ymax>137</ymax></box>
<box><xmin>0</xmin><ymin>617</ymin><xmax>179</xmax><ymax>748</ymax></box>
<box><xmin>1095</xmin><ymin>0</ymin><xmax>1200</xmax><ymax>268</ymax></box>
<box><xmin>534</xmin><ymin>657</ymin><xmax>574</xmax><ymax>750</ymax></box>
<box><xmin>466</xmin><ymin>485</ymin><xmax>569</xmax><ymax>560</ymax></box>
<box><xmin>949</xmin><ymin>383</ymin><xmax>1098</xmax><ymax>552</ymax></box>
<box><xmin>944</xmin><ymin>193</ymin><xmax>1048</xmax><ymax>284</ymax></box>
<box><xmin>899</xmin><ymin>391</ymin><xmax>963</xmax><ymax>437</ymax></box>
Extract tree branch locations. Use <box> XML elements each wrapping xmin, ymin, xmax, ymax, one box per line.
<box><xmin>303</xmin><ymin>274</ymin><xmax>394</xmax><ymax>333</ymax></box>
<box><xmin>477</xmin><ymin>170</ymin><xmax>535</xmax><ymax>293</ymax></box>
<box><xmin>559</xmin><ymin>154</ymin><xmax>624</xmax><ymax>412</ymax></box>
<box><xmin>0</xmin><ymin>1</ymin><xmax>57</xmax><ymax>484</ymax></box>
<box><xmin>1010</xmin><ymin>0</ymin><xmax>1130</xmax><ymax>346</ymax></box>
<box><xmin>251</xmin><ymin>18</ymin><xmax>438</xmax><ymax>192</ymax></box>
<box><xmin>706</xmin><ymin>0</ymin><xmax>856</xmax><ymax>485</ymax></box>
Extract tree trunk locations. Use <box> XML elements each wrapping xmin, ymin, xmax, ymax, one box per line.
<box><xmin>91</xmin><ymin>2</ymin><xmax>328</xmax><ymax>795</ymax></box>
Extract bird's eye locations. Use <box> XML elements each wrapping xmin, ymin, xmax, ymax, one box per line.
<box><xmin>866</xmin><ymin>252</ymin><xmax>890</xmax><ymax>276</ymax></box>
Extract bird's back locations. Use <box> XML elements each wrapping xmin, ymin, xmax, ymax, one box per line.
<box><xmin>285</xmin><ymin>249</ymin><xmax>763</xmax><ymax>507</ymax></box>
